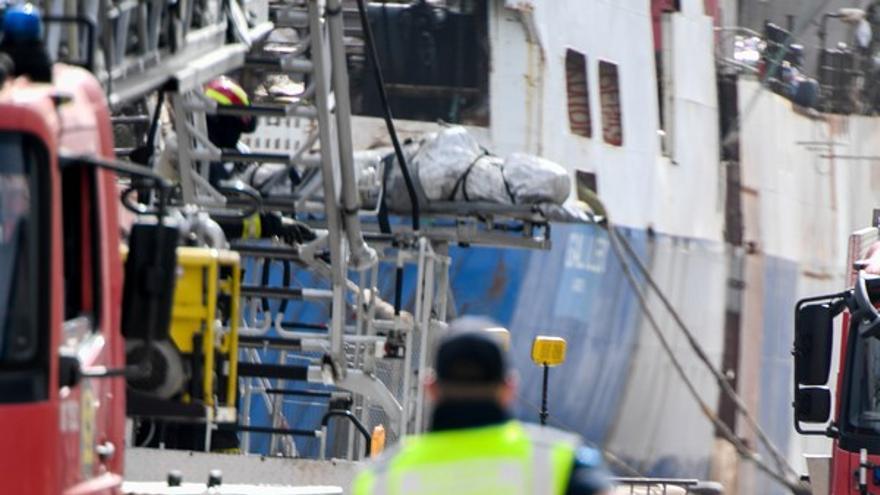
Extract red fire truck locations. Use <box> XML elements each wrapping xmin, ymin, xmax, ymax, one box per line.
<box><xmin>794</xmin><ymin>227</ymin><xmax>880</xmax><ymax>494</ymax></box>
<box><xmin>0</xmin><ymin>52</ymin><xmax>182</xmax><ymax>493</ymax></box>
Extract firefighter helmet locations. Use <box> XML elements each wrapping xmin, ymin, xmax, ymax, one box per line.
<box><xmin>203</xmin><ymin>76</ymin><xmax>256</xmax><ymax>150</ymax></box>
<box><xmin>205</xmin><ymin>76</ymin><xmax>251</xmax><ymax>107</ymax></box>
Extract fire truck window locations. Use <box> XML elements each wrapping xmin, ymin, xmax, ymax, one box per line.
<box><xmin>0</xmin><ymin>133</ymin><xmax>48</xmax><ymax>403</ymax></box>
<box><xmin>848</xmin><ymin>335</ymin><xmax>880</xmax><ymax>433</ymax></box>
<box><xmin>599</xmin><ymin>60</ymin><xmax>624</xmax><ymax>146</ymax></box>
<box><xmin>565</xmin><ymin>49</ymin><xmax>592</xmax><ymax>138</ymax></box>
<box><xmin>62</xmin><ymin>166</ymin><xmax>101</xmax><ymax>333</ymax></box>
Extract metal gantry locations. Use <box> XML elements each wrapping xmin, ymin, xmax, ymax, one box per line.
<box><xmin>40</xmin><ymin>0</ymin><xmax>266</xmax><ymax>106</ymax></box>
<box><xmin>163</xmin><ymin>0</ymin><xmax>452</xmax><ymax>459</ymax></box>
<box><xmin>64</xmin><ymin>0</ymin><xmax>547</xmax><ymax>461</ymax></box>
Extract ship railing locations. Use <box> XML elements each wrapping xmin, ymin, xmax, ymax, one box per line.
<box><xmin>612</xmin><ymin>477</ymin><xmax>723</xmax><ymax>495</ymax></box>
<box><xmin>233</xmin><ymin>233</ymin><xmax>452</xmax><ymax>459</ymax></box>
<box><xmin>714</xmin><ymin>20</ymin><xmax>880</xmax><ymax>116</ymax></box>
<box><xmin>714</xmin><ymin>26</ymin><xmax>762</xmax><ymax>76</ymax></box>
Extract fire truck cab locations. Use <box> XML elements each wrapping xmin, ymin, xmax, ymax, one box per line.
<box><xmin>794</xmin><ymin>228</ymin><xmax>880</xmax><ymax>495</ymax></box>
<box><xmin>0</xmin><ymin>62</ymin><xmax>130</xmax><ymax>494</ymax></box>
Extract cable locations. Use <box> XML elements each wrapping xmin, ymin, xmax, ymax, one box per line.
<box><xmin>604</xmin><ymin>224</ymin><xmax>809</xmax><ymax>494</ymax></box>
<box><xmin>515</xmin><ymin>393</ymin><xmax>643</xmax><ymax>477</ymax></box>
<box><xmin>612</xmin><ymin>224</ymin><xmax>800</xmax><ymax>481</ymax></box>
<box><xmin>261</xmin><ymin>258</ymin><xmax>292</xmax><ymax>317</ymax></box>
<box><xmin>354</xmin><ymin>0</ymin><xmax>421</xmax><ymax>231</ymax></box>
<box><xmin>137</xmin><ymin>420</ymin><xmax>156</xmax><ymax>447</ymax></box>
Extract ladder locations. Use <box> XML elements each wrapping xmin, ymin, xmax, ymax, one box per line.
<box><xmin>40</xmin><ymin>0</ymin><xmax>271</xmax><ymax>107</ymax></box>
<box><xmin>158</xmin><ymin>0</ymin><xmax>451</xmax><ymax>458</ymax></box>
<box><xmin>41</xmin><ymin>0</ymin><xmax>454</xmax><ymax>458</ymax></box>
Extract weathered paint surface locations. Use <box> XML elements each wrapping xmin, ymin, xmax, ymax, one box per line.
<box><xmin>505</xmin><ymin>224</ymin><xmax>642</xmax><ymax>445</ymax></box>
<box><xmin>605</xmin><ymin>234</ymin><xmax>727</xmax><ymax>477</ymax></box>
<box><xmin>246</xmin><ymin>224</ymin><xmax>726</xmax><ymax>477</ymax></box>
<box><xmin>750</xmin><ymin>256</ymin><xmax>799</xmax><ymax>495</ymax></box>
<box><xmin>239</xmin><ymin>2</ymin><xmax>880</xmax><ymax>492</ymax></box>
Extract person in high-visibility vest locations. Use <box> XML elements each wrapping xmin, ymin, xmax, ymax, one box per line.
<box><xmin>352</xmin><ymin>316</ymin><xmax>613</xmax><ymax>495</ymax></box>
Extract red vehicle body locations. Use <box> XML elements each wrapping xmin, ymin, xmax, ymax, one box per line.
<box><xmin>829</xmin><ymin>306</ymin><xmax>864</xmax><ymax>495</ymax></box>
<box><xmin>0</xmin><ymin>65</ymin><xmax>126</xmax><ymax>494</ymax></box>
<box><xmin>796</xmin><ymin>233</ymin><xmax>880</xmax><ymax>495</ymax></box>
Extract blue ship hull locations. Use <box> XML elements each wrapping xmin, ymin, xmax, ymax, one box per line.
<box><xmin>242</xmin><ymin>222</ymin><xmax>795</xmax><ymax>490</ymax></box>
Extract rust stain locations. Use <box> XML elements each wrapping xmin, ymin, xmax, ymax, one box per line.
<box><xmin>801</xmin><ymin>270</ymin><xmax>835</xmax><ymax>280</ymax></box>
<box><xmin>739</xmin><ymin>185</ymin><xmax>759</xmax><ymax>196</ymax></box>
<box><xmin>524</xmin><ymin>42</ymin><xmax>536</xmax><ymax>152</ymax></box>
<box><xmin>487</xmin><ymin>258</ymin><xmax>508</xmax><ymax>299</ymax></box>
<box><xmin>827</xmin><ymin>114</ymin><xmax>849</xmax><ymax>137</ymax></box>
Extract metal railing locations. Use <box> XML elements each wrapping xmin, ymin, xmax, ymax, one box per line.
<box><xmin>613</xmin><ymin>477</ymin><xmax>723</xmax><ymax>494</ymax></box>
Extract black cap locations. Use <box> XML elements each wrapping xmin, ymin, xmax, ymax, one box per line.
<box><xmin>435</xmin><ymin>316</ymin><xmax>508</xmax><ymax>385</ymax></box>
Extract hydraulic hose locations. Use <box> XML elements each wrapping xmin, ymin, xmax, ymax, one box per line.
<box><xmin>354</xmin><ymin>0</ymin><xmax>421</xmax><ymax>231</ymax></box>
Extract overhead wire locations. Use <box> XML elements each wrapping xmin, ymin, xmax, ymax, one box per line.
<box><xmin>515</xmin><ymin>393</ymin><xmax>644</xmax><ymax>477</ymax></box>
<box><xmin>612</xmin><ymin>224</ymin><xmax>798</xmax><ymax>480</ymax></box>
<box><xmin>353</xmin><ymin>0</ymin><xmax>421</xmax><ymax>231</ymax></box>
<box><xmin>602</xmin><ymin>222</ymin><xmax>809</xmax><ymax>494</ymax></box>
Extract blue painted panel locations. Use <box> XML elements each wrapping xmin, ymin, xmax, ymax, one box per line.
<box><xmin>449</xmin><ymin>224</ymin><xmax>648</xmax><ymax>446</ymax></box>
<box><xmin>756</xmin><ymin>255</ymin><xmax>798</xmax><ymax>495</ymax></box>
<box><xmin>446</xmin><ymin>246</ymin><xmax>530</xmax><ymax>322</ymax></box>
<box><xmin>238</xmin><ymin>224</ymin><xmax>645</xmax><ymax>456</ymax></box>
<box><xmin>236</xmin><ymin>226</ymin><xmax>800</xmax><ymax>489</ymax></box>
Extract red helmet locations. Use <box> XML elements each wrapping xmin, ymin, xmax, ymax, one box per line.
<box><xmin>205</xmin><ymin>76</ymin><xmax>250</xmax><ymax>106</ymax></box>
<box><xmin>204</xmin><ymin>76</ymin><xmax>256</xmax><ymax>132</ymax></box>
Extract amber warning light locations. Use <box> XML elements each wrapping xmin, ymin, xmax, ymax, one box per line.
<box><xmin>531</xmin><ymin>336</ymin><xmax>567</xmax><ymax>367</ymax></box>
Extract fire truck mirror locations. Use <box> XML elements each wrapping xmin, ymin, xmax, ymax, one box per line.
<box><xmin>794</xmin><ymin>302</ymin><xmax>836</xmax><ymax>386</ymax></box>
<box><xmin>120</xmin><ymin>223</ymin><xmax>179</xmax><ymax>342</ymax></box>
<box><xmin>795</xmin><ymin>387</ymin><xmax>832</xmax><ymax>424</ymax></box>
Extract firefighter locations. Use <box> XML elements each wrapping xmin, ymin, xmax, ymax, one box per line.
<box><xmin>202</xmin><ymin>76</ymin><xmax>258</xmax><ymax>186</ymax></box>
<box><xmin>200</xmin><ymin>75</ymin><xmax>313</xmax><ymax>243</ymax></box>
<box><xmin>352</xmin><ymin>316</ymin><xmax>614</xmax><ymax>495</ymax></box>
<box><xmin>203</xmin><ymin>76</ymin><xmax>301</xmax><ymax>197</ymax></box>
<box><xmin>0</xmin><ymin>3</ymin><xmax>52</xmax><ymax>82</ymax></box>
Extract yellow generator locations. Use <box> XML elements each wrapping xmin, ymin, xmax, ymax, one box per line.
<box><xmin>126</xmin><ymin>246</ymin><xmax>241</xmax><ymax>424</ymax></box>
<box><xmin>169</xmin><ymin>247</ymin><xmax>241</xmax><ymax>417</ymax></box>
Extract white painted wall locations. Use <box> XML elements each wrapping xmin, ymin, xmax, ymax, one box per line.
<box><xmin>738</xmin><ymin>78</ymin><xmax>880</xmax><ymax>487</ymax></box>
<box><xmin>653</xmin><ymin>7</ymin><xmax>723</xmax><ymax>241</ymax></box>
<box><xmin>606</xmin><ymin>237</ymin><xmax>728</xmax><ymax>477</ymax></box>
<box><xmin>489</xmin><ymin>0</ymin><xmax>724</xmax><ymax>241</ymax></box>
<box><xmin>738</xmin><ymin>79</ymin><xmax>880</xmax><ymax>272</ymax></box>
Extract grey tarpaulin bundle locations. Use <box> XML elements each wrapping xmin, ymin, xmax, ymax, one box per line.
<box><xmin>381</xmin><ymin>125</ymin><xmax>571</xmax><ymax>213</ymax></box>
<box><xmin>233</xmin><ymin>125</ymin><xmax>572</xmax><ymax>217</ymax></box>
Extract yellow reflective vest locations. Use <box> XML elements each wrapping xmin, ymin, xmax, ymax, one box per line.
<box><xmin>352</xmin><ymin>420</ymin><xmax>579</xmax><ymax>495</ymax></box>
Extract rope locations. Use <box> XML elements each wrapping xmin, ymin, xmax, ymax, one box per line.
<box><xmin>354</xmin><ymin>0</ymin><xmax>421</xmax><ymax>231</ymax></box>
<box><xmin>604</xmin><ymin>223</ymin><xmax>809</xmax><ymax>494</ymax></box>
<box><xmin>612</xmin><ymin>225</ymin><xmax>799</xmax><ymax>480</ymax></box>
<box><xmin>515</xmin><ymin>393</ymin><xmax>643</xmax><ymax>477</ymax></box>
